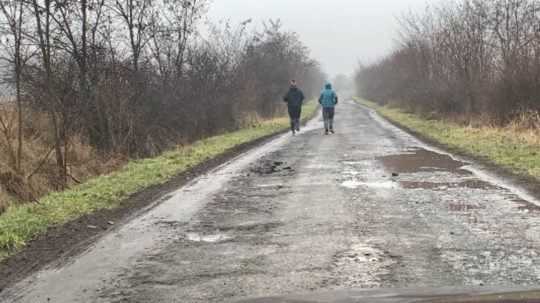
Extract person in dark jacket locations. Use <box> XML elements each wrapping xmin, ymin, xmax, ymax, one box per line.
<box><xmin>283</xmin><ymin>80</ymin><xmax>305</xmax><ymax>135</ymax></box>
<box><xmin>319</xmin><ymin>82</ymin><xmax>338</xmax><ymax>135</ymax></box>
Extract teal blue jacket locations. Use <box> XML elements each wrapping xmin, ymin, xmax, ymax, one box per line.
<box><xmin>319</xmin><ymin>83</ymin><xmax>338</xmax><ymax>108</ymax></box>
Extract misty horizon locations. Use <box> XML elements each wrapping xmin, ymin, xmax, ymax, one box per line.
<box><xmin>208</xmin><ymin>0</ymin><xmax>431</xmax><ymax>77</ymax></box>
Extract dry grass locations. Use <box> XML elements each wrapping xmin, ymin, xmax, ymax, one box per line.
<box><xmin>0</xmin><ymin>191</ymin><xmax>12</xmax><ymax>214</ymax></box>
<box><xmin>0</xmin><ymin>104</ymin><xmax>125</xmax><ymax>215</ymax></box>
<box><xmin>0</xmin><ymin>99</ymin><xmax>313</xmax><ymax>215</ymax></box>
<box><xmin>0</xmin><ymin>101</ymin><xmax>319</xmax><ymax>258</ymax></box>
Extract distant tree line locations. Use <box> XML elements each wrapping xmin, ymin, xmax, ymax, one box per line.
<box><xmin>0</xmin><ymin>0</ymin><xmax>325</xmax><ymax>190</ymax></box>
<box><xmin>356</xmin><ymin>0</ymin><xmax>540</xmax><ymax>123</ymax></box>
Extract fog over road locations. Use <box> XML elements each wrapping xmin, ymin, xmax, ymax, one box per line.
<box><xmin>3</xmin><ymin>101</ymin><xmax>540</xmax><ymax>302</ymax></box>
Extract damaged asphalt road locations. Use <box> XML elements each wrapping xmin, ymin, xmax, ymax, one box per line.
<box><xmin>2</xmin><ymin>100</ymin><xmax>540</xmax><ymax>302</ymax></box>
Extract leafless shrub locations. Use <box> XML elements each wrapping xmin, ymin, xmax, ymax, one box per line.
<box><xmin>356</xmin><ymin>0</ymin><xmax>540</xmax><ymax>126</ymax></box>
<box><xmin>0</xmin><ymin>1</ymin><xmax>325</xmax><ymax>206</ymax></box>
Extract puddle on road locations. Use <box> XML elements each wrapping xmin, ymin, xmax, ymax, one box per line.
<box><xmin>373</xmin><ymin>148</ymin><xmax>496</xmax><ymax>191</ymax></box>
<box><xmin>341</xmin><ymin>180</ymin><xmax>398</xmax><ymax>189</ymax></box>
<box><xmin>343</xmin><ymin>168</ymin><xmax>360</xmax><ymax>176</ymax></box>
<box><xmin>184</xmin><ymin>232</ymin><xmax>232</xmax><ymax>243</ymax></box>
<box><xmin>378</xmin><ymin>148</ymin><xmax>468</xmax><ymax>174</ymax></box>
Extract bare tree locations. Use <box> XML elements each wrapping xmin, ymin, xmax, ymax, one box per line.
<box><xmin>112</xmin><ymin>0</ymin><xmax>152</xmax><ymax>71</ymax></box>
<box><xmin>357</xmin><ymin>0</ymin><xmax>540</xmax><ymax>124</ymax></box>
<box><xmin>0</xmin><ymin>0</ymin><xmax>29</xmax><ymax>173</ymax></box>
<box><xmin>0</xmin><ymin>0</ymin><xmax>326</xmax><ymax>204</ymax></box>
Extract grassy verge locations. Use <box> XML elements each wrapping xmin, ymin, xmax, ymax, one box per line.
<box><xmin>356</xmin><ymin>98</ymin><xmax>540</xmax><ymax>179</ymax></box>
<box><xmin>0</xmin><ymin>102</ymin><xmax>318</xmax><ymax>260</ymax></box>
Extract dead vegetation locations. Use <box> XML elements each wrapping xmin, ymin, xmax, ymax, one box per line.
<box><xmin>0</xmin><ymin>1</ymin><xmax>326</xmax><ymax>213</ymax></box>
<box><xmin>356</xmin><ymin>0</ymin><xmax>540</xmax><ymax>128</ymax></box>
<box><xmin>0</xmin><ymin>103</ymin><xmax>124</xmax><ymax>212</ymax></box>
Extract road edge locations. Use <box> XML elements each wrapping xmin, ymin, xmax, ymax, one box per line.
<box><xmin>354</xmin><ymin>100</ymin><xmax>540</xmax><ymax>204</ymax></box>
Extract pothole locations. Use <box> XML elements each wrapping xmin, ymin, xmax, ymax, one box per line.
<box><xmin>216</xmin><ymin>221</ymin><xmax>283</xmax><ymax>233</ymax></box>
<box><xmin>327</xmin><ymin>243</ymin><xmax>397</xmax><ymax>288</ymax></box>
<box><xmin>400</xmin><ymin>179</ymin><xmax>498</xmax><ymax>190</ymax></box>
<box><xmin>377</xmin><ymin>148</ymin><xmax>469</xmax><ymax>174</ymax></box>
<box><xmin>250</xmin><ymin>160</ymin><xmax>294</xmax><ymax>175</ymax></box>
<box><xmin>341</xmin><ymin>179</ymin><xmax>398</xmax><ymax>189</ymax></box>
<box><xmin>448</xmin><ymin>202</ymin><xmax>484</xmax><ymax>212</ymax></box>
<box><xmin>513</xmin><ymin>199</ymin><xmax>540</xmax><ymax>213</ymax></box>
<box><xmin>184</xmin><ymin>232</ymin><xmax>232</xmax><ymax>243</ymax></box>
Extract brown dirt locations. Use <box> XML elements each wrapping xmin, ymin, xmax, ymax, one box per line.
<box><xmin>0</xmin><ymin>131</ymin><xmax>285</xmax><ymax>293</ymax></box>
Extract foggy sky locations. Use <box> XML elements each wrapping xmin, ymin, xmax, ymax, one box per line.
<box><xmin>208</xmin><ymin>0</ymin><xmax>429</xmax><ymax>77</ymax></box>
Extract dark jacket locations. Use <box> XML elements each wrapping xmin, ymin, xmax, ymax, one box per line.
<box><xmin>283</xmin><ymin>86</ymin><xmax>305</xmax><ymax>107</ymax></box>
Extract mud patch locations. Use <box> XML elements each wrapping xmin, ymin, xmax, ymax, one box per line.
<box><xmin>378</xmin><ymin>148</ymin><xmax>468</xmax><ymax>174</ymax></box>
<box><xmin>250</xmin><ymin>160</ymin><xmax>294</xmax><ymax>175</ymax></box>
<box><xmin>400</xmin><ymin>179</ymin><xmax>499</xmax><ymax>190</ymax></box>
<box><xmin>216</xmin><ymin>221</ymin><xmax>283</xmax><ymax>233</ymax></box>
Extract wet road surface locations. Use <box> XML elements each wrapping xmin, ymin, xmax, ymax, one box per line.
<box><xmin>2</xmin><ymin>100</ymin><xmax>540</xmax><ymax>302</ymax></box>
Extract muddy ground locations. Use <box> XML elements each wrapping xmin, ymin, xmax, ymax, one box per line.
<box><xmin>2</xmin><ymin>100</ymin><xmax>540</xmax><ymax>302</ymax></box>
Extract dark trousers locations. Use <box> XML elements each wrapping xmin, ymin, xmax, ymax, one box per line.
<box><xmin>288</xmin><ymin>105</ymin><xmax>302</xmax><ymax>131</ymax></box>
<box><xmin>322</xmin><ymin>107</ymin><xmax>335</xmax><ymax>131</ymax></box>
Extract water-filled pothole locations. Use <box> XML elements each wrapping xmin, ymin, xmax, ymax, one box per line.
<box><xmin>184</xmin><ymin>232</ymin><xmax>232</xmax><ymax>243</ymax></box>
<box><xmin>341</xmin><ymin>180</ymin><xmax>398</xmax><ymax>189</ymax></box>
<box><xmin>378</xmin><ymin>148</ymin><xmax>469</xmax><ymax>174</ymax></box>
<box><xmin>400</xmin><ymin>179</ymin><xmax>499</xmax><ymax>190</ymax></box>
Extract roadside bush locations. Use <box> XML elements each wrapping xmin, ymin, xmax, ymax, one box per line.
<box><xmin>0</xmin><ymin>1</ymin><xmax>325</xmax><ymax>211</ymax></box>
<box><xmin>356</xmin><ymin>0</ymin><xmax>540</xmax><ymax>126</ymax></box>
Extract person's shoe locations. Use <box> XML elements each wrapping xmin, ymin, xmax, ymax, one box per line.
<box><xmin>330</xmin><ymin>129</ymin><xmax>335</xmax><ymax>134</ymax></box>
<box><xmin>292</xmin><ymin>130</ymin><xmax>296</xmax><ymax>136</ymax></box>
<box><xmin>325</xmin><ymin>130</ymin><xmax>329</xmax><ymax>135</ymax></box>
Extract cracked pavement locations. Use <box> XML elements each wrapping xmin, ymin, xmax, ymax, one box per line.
<box><xmin>2</xmin><ymin>100</ymin><xmax>540</xmax><ymax>303</ymax></box>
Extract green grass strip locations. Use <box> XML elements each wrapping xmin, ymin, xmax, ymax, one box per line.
<box><xmin>0</xmin><ymin>102</ymin><xmax>318</xmax><ymax>260</ymax></box>
<box><xmin>356</xmin><ymin>98</ymin><xmax>540</xmax><ymax>180</ymax></box>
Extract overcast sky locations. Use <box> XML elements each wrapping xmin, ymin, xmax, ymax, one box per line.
<box><xmin>207</xmin><ymin>0</ymin><xmax>430</xmax><ymax>77</ymax></box>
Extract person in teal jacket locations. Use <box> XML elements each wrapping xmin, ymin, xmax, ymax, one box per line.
<box><xmin>319</xmin><ymin>83</ymin><xmax>338</xmax><ymax>135</ymax></box>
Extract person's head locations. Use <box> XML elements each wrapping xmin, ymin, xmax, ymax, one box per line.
<box><xmin>325</xmin><ymin>82</ymin><xmax>332</xmax><ymax>90</ymax></box>
<box><xmin>290</xmin><ymin>79</ymin><xmax>297</xmax><ymax>87</ymax></box>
